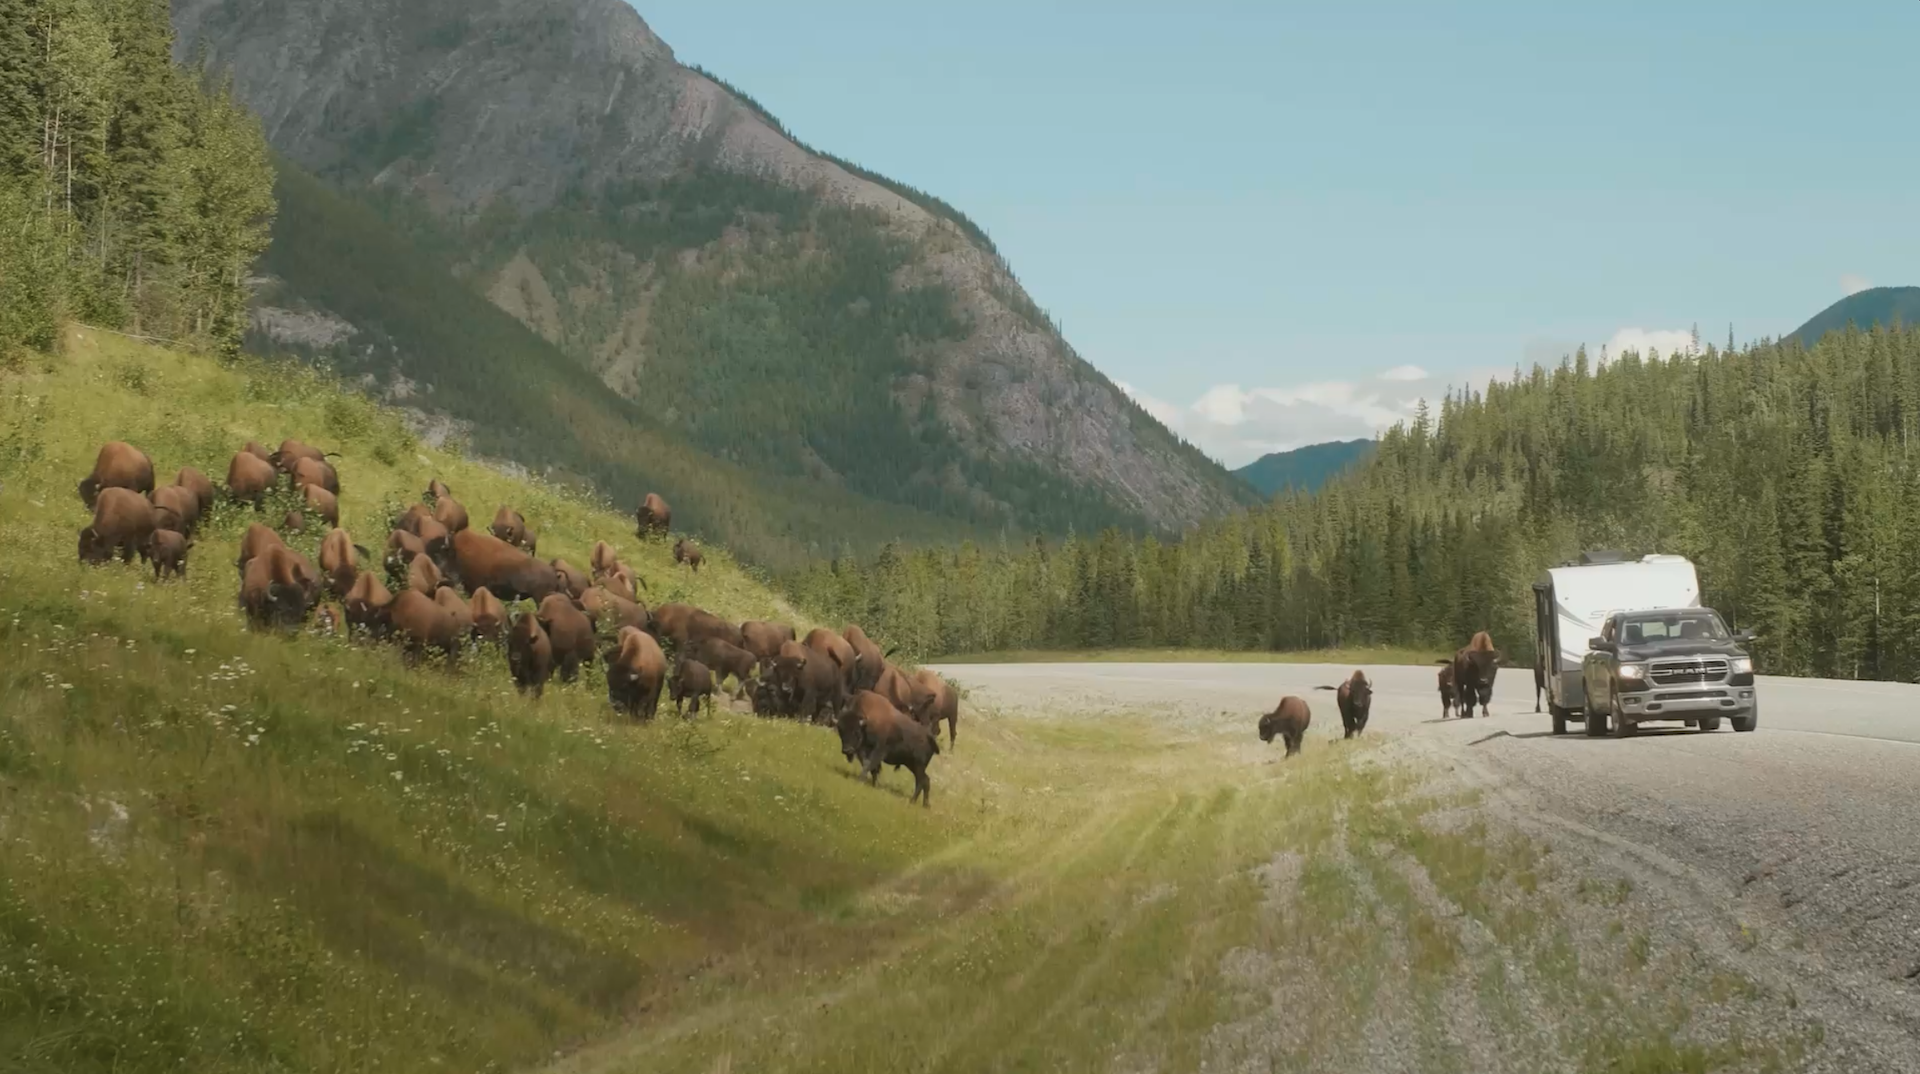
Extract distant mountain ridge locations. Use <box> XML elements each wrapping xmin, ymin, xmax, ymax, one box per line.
<box><xmin>1788</xmin><ymin>287</ymin><xmax>1920</xmax><ymax>347</ymax></box>
<box><xmin>1234</xmin><ymin>439</ymin><xmax>1375</xmax><ymax>497</ymax></box>
<box><xmin>173</xmin><ymin>0</ymin><xmax>1257</xmax><ymax>552</ymax></box>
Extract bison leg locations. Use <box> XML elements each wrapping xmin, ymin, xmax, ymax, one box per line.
<box><xmin>911</xmin><ymin>765</ymin><xmax>929</xmax><ymax>807</ymax></box>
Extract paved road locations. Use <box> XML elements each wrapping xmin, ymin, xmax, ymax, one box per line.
<box><xmin>933</xmin><ymin>661</ymin><xmax>1920</xmax><ymax>1060</ymax></box>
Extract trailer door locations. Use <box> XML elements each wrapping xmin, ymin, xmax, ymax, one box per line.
<box><xmin>1532</xmin><ymin>582</ymin><xmax>1556</xmax><ymax>701</ymax></box>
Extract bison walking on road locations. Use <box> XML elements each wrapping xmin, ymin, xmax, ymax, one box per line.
<box><xmin>1316</xmin><ymin>670</ymin><xmax>1372</xmax><ymax>739</ymax></box>
<box><xmin>1258</xmin><ymin>696</ymin><xmax>1312</xmax><ymax>758</ymax></box>
<box><xmin>1441</xmin><ymin>632</ymin><xmax>1504</xmax><ymax>719</ymax></box>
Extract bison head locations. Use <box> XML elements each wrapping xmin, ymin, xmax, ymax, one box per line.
<box><xmin>77</xmin><ymin>527</ymin><xmax>110</xmax><ymax>564</ymax></box>
<box><xmin>77</xmin><ymin>477</ymin><xmax>100</xmax><ymax>508</ymax></box>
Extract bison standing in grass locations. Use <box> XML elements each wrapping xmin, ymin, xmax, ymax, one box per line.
<box><xmin>508</xmin><ymin>611</ymin><xmax>555</xmax><ymax>698</ymax></box>
<box><xmin>606</xmin><ymin>625</ymin><xmax>666</xmax><ymax>720</ymax></box>
<box><xmin>1316</xmin><ymin>670</ymin><xmax>1373</xmax><ymax>739</ymax></box>
<box><xmin>671</xmin><ymin>659</ymin><xmax>717</xmax><ymax>718</ymax></box>
<box><xmin>1258</xmin><ymin>696</ymin><xmax>1312</xmax><ymax>758</ymax></box>
<box><xmin>839</xmin><ymin>691</ymin><xmax>940</xmax><ymax>807</ymax></box>
<box><xmin>146</xmin><ymin>529</ymin><xmax>191</xmax><ymax>580</ymax></box>
<box><xmin>635</xmin><ymin>493</ymin><xmax>670</xmax><ymax>538</ymax></box>
<box><xmin>77</xmin><ymin>487</ymin><xmax>156</xmax><ymax>565</ymax></box>
<box><xmin>78</xmin><ymin>441</ymin><xmax>154</xmax><ymax>508</ymax></box>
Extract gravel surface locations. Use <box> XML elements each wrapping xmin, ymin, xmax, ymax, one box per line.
<box><xmin>934</xmin><ymin>661</ymin><xmax>1920</xmax><ymax>1070</ymax></box>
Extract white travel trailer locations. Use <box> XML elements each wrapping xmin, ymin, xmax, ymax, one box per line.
<box><xmin>1531</xmin><ymin>552</ymin><xmax>1701</xmax><ymax>719</ymax></box>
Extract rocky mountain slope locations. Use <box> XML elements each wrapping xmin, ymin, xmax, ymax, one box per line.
<box><xmin>173</xmin><ymin>0</ymin><xmax>1256</xmax><ymax>539</ymax></box>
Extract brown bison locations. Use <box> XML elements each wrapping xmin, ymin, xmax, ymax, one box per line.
<box><xmin>282</xmin><ymin>510</ymin><xmax>306</xmax><ymax>533</ymax></box>
<box><xmin>469</xmin><ymin>587</ymin><xmax>506</xmax><ymax>642</ymax></box>
<box><xmin>537</xmin><ymin>593</ymin><xmax>596</xmax><ymax>682</ymax></box>
<box><xmin>670</xmin><ymin>659</ymin><xmax>717</xmax><ymax>718</ymax></box>
<box><xmin>384</xmin><ymin>528</ymin><xmax>427</xmax><ymax>585</ymax></box>
<box><xmin>1441</xmin><ymin>632</ymin><xmax>1504</xmax><ymax>719</ymax></box>
<box><xmin>387</xmin><ymin>588</ymin><xmax>462</xmax><ymax>664</ymax></box>
<box><xmin>225</xmin><ymin>450</ymin><xmax>277</xmax><ymax>509</ymax></box>
<box><xmin>1315</xmin><ymin>670</ymin><xmax>1373</xmax><ymax>739</ymax></box>
<box><xmin>268</xmin><ymin>439</ymin><xmax>329</xmax><ymax>475</ymax></box>
<box><xmin>606</xmin><ymin>625</ymin><xmax>666</xmax><ymax>720</ymax></box>
<box><xmin>77</xmin><ymin>487</ymin><xmax>156</xmax><ymax>565</ymax></box>
<box><xmin>1438</xmin><ymin>664</ymin><xmax>1457</xmax><ymax>718</ymax></box>
<box><xmin>552</xmin><ymin>558</ymin><xmax>591</xmax><ymax>599</ymax></box>
<box><xmin>601</xmin><ymin>564</ymin><xmax>641</xmax><ymax>602</ymax></box>
<box><xmin>344</xmin><ymin>569</ymin><xmax>394</xmax><ymax>638</ymax></box>
<box><xmin>407</xmin><ymin>552</ymin><xmax>442</xmax><ymax>596</ymax></box>
<box><xmin>765</xmin><ymin>639</ymin><xmax>843</xmax><ymax>724</ymax></box>
<box><xmin>302</xmin><ymin>483</ymin><xmax>339</xmax><ymax>528</ymax></box>
<box><xmin>434</xmin><ymin>586</ymin><xmax>474</xmax><ymax>642</ymax></box>
<box><xmin>445</xmin><ymin>529</ymin><xmax>561</xmax><ymax>603</ymax></box>
<box><xmin>289</xmin><ymin>456</ymin><xmax>339</xmax><ymax>496</ymax></box>
<box><xmin>840</xmin><ymin>691</ymin><xmax>939</xmax><ymax>807</ymax></box>
<box><xmin>508</xmin><ymin>611</ymin><xmax>554</xmax><ymax>698</ymax></box>
<box><xmin>240</xmin><ymin>545</ymin><xmax>320</xmax><ymax>629</ymax></box>
<box><xmin>589</xmin><ymin>540</ymin><xmax>619</xmax><ymax>578</ymax></box>
<box><xmin>685</xmin><ymin>636</ymin><xmax>757</xmax><ymax>696</ymax></box>
<box><xmin>804</xmin><ymin>627</ymin><xmax>858</xmax><ymax>694</ymax></box>
<box><xmin>148</xmin><ymin>484</ymin><xmax>201</xmax><ymax>538</ymax></box>
<box><xmin>871</xmin><ymin>663</ymin><xmax>919</xmax><ymax>719</ymax></box>
<box><xmin>579</xmin><ymin>587</ymin><xmax>650</xmax><ymax>636</ymax></box>
<box><xmin>235</xmin><ymin>522</ymin><xmax>286</xmax><ymax>579</ymax></box>
<box><xmin>650</xmin><ymin>603</ymin><xmax>744</xmax><ymax>652</ymax></box>
<box><xmin>673</xmin><ymin>538</ymin><xmax>703</xmax><ymax>572</ymax></box>
<box><xmin>425</xmin><ymin>478</ymin><xmax>452</xmax><ymax>503</ymax></box>
<box><xmin>1258</xmin><ymin>696</ymin><xmax>1312</xmax><ymax>758</ymax></box>
<box><xmin>741</xmin><ymin>620</ymin><xmax>797</xmax><ymax>663</ymax></box>
<box><xmin>489</xmin><ymin>506</ymin><xmax>532</xmax><ymax>550</ymax></box>
<box><xmin>911</xmin><ymin>667</ymin><xmax>960</xmax><ymax>747</ymax></box>
<box><xmin>173</xmin><ymin>466</ymin><xmax>215</xmax><ymax>514</ymax></box>
<box><xmin>432</xmin><ymin>495</ymin><xmax>468</xmax><ymax>534</ymax></box>
<box><xmin>146</xmin><ymin>529</ymin><xmax>191</xmax><ymax>580</ymax></box>
<box><xmin>843</xmin><ymin>624</ymin><xmax>886</xmax><ymax>692</ymax></box>
<box><xmin>242</xmin><ymin>440</ymin><xmax>271</xmax><ymax>462</ymax></box>
<box><xmin>635</xmin><ymin>493</ymin><xmax>670</xmax><ymax>538</ymax></box>
<box><xmin>78</xmin><ymin>441</ymin><xmax>154</xmax><ymax>508</ymax></box>
<box><xmin>319</xmin><ymin>528</ymin><xmax>370</xmax><ymax>598</ymax></box>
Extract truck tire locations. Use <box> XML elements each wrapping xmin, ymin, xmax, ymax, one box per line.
<box><xmin>1697</xmin><ymin>716</ymin><xmax>1722</xmax><ymax>732</ymax></box>
<box><xmin>1731</xmin><ymin>701</ymin><xmax>1758</xmax><ymax>733</ymax></box>
<box><xmin>1610</xmin><ymin>699</ymin><xmax>1635</xmax><ymax>738</ymax></box>
<box><xmin>1583</xmin><ymin>702</ymin><xmax>1608</xmax><ymax>737</ymax></box>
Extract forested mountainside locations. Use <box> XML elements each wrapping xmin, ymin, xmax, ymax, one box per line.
<box><xmin>1234</xmin><ymin>438</ymin><xmax>1374</xmax><ymax>497</ymax></box>
<box><xmin>1789</xmin><ymin>286</ymin><xmax>1920</xmax><ymax>347</ymax></box>
<box><xmin>172</xmin><ymin>0</ymin><xmax>1258</xmax><ymax>542</ymax></box>
<box><xmin>792</xmin><ymin>326</ymin><xmax>1920</xmax><ymax>682</ymax></box>
<box><xmin>1</xmin><ymin>0</ymin><xmax>272</xmax><ymax>360</ymax></box>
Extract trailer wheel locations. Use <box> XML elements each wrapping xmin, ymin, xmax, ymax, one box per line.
<box><xmin>1549</xmin><ymin>703</ymin><xmax>1571</xmax><ymax>735</ymax></box>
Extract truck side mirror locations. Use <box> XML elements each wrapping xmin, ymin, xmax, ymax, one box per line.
<box><xmin>1587</xmin><ymin>638</ymin><xmax>1607</xmax><ymax>652</ymax></box>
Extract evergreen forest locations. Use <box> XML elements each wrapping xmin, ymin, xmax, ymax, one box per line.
<box><xmin>787</xmin><ymin>327</ymin><xmax>1920</xmax><ymax>682</ymax></box>
<box><xmin>0</xmin><ymin>0</ymin><xmax>273</xmax><ymax>359</ymax></box>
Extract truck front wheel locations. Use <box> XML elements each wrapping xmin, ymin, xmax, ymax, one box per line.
<box><xmin>1610</xmin><ymin>699</ymin><xmax>1636</xmax><ymax>738</ymax></box>
<box><xmin>1583</xmin><ymin>701</ymin><xmax>1608</xmax><ymax>737</ymax></box>
<box><xmin>1731</xmin><ymin>701</ymin><xmax>1758</xmax><ymax>733</ymax></box>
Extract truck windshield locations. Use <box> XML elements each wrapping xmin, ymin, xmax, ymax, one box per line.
<box><xmin>1619</xmin><ymin>612</ymin><xmax>1729</xmax><ymax>643</ymax></box>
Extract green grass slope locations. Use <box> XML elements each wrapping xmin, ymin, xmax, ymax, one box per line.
<box><xmin>0</xmin><ymin>329</ymin><xmax>987</xmax><ymax>1072</ymax></box>
<box><xmin>1786</xmin><ymin>285</ymin><xmax>1920</xmax><ymax>347</ymax></box>
<box><xmin>1233</xmin><ymin>438</ymin><xmax>1375</xmax><ymax>497</ymax></box>
<box><xmin>255</xmin><ymin>161</ymin><xmax>990</xmax><ymax>570</ymax></box>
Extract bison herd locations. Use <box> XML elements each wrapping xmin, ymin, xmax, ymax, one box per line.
<box><xmin>1260</xmin><ymin>632</ymin><xmax>1508</xmax><ymax>756</ymax></box>
<box><xmin>71</xmin><ymin>438</ymin><xmax>959</xmax><ymax>808</ymax></box>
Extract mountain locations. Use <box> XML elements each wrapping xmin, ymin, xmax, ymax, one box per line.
<box><xmin>1787</xmin><ymin>286</ymin><xmax>1920</xmax><ymax>347</ymax></box>
<box><xmin>173</xmin><ymin>0</ymin><xmax>1257</xmax><ymax>554</ymax></box>
<box><xmin>1234</xmin><ymin>439</ymin><xmax>1375</xmax><ymax>497</ymax></box>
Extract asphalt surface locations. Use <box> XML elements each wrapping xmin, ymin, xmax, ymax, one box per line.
<box><xmin>932</xmin><ymin>661</ymin><xmax>1920</xmax><ymax>1062</ymax></box>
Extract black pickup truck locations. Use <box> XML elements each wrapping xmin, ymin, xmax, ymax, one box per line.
<box><xmin>1581</xmin><ymin>607</ymin><xmax>1758</xmax><ymax>738</ymax></box>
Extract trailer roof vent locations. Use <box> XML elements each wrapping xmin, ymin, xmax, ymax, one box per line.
<box><xmin>1578</xmin><ymin>550</ymin><xmax>1627</xmax><ymax>565</ymax></box>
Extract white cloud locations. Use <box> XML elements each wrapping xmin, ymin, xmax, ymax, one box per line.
<box><xmin>1602</xmin><ymin>327</ymin><xmax>1697</xmax><ymax>362</ymax></box>
<box><xmin>1841</xmin><ymin>273</ymin><xmax>1871</xmax><ymax>296</ymax></box>
<box><xmin>1120</xmin><ymin>366</ymin><xmax>1439</xmax><ymax>469</ymax></box>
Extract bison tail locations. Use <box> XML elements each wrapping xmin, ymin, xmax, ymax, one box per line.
<box><xmin>1313</xmin><ymin>685</ymin><xmax>1338</xmax><ymax>691</ymax></box>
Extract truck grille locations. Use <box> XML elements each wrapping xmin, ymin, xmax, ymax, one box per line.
<box><xmin>1650</xmin><ymin>658</ymin><xmax>1729</xmax><ymax>686</ymax></box>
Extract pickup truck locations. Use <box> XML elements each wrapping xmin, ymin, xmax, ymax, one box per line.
<box><xmin>1582</xmin><ymin>607</ymin><xmax>1758</xmax><ymax>738</ymax></box>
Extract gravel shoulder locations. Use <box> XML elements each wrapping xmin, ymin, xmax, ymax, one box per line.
<box><xmin>935</xmin><ymin>661</ymin><xmax>1920</xmax><ymax>1072</ymax></box>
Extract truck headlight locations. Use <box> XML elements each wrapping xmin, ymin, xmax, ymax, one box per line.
<box><xmin>1617</xmin><ymin>664</ymin><xmax>1645</xmax><ymax>681</ymax></box>
<box><xmin>1730</xmin><ymin>656</ymin><xmax>1753</xmax><ymax>675</ymax></box>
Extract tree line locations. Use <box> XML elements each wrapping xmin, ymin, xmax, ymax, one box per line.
<box><xmin>786</xmin><ymin>325</ymin><xmax>1920</xmax><ymax>682</ymax></box>
<box><xmin>0</xmin><ymin>0</ymin><xmax>272</xmax><ymax>359</ymax></box>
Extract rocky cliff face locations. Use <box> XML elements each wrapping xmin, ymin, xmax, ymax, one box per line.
<box><xmin>175</xmin><ymin>0</ymin><xmax>1252</xmax><ymax>529</ymax></box>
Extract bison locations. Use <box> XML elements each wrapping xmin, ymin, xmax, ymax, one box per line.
<box><xmin>445</xmin><ymin>529</ymin><xmax>561</xmax><ymax>603</ymax></box>
<box><xmin>508</xmin><ymin>611</ymin><xmax>555</xmax><ymax>698</ymax></box>
<box><xmin>385</xmin><ymin>528</ymin><xmax>427</xmax><ymax>585</ymax></box>
<box><xmin>685</xmin><ymin>636</ymin><xmax>757</xmax><ymax>696</ymax></box>
<box><xmin>804</xmin><ymin>627</ymin><xmax>858</xmax><ymax>694</ymax></box>
<box><xmin>650</xmin><ymin>603</ymin><xmax>744</xmax><ymax>653</ymax></box>
<box><xmin>173</xmin><ymin>466</ymin><xmax>215</xmax><ymax>515</ymax></box>
<box><xmin>432</xmin><ymin>495</ymin><xmax>468</xmax><ymax>534</ymax></box>
<box><xmin>425</xmin><ymin>478</ymin><xmax>452</xmax><ymax>504</ymax></box>
<box><xmin>289</xmin><ymin>456</ymin><xmax>339</xmax><ymax>496</ymax></box>
<box><xmin>911</xmin><ymin>667</ymin><xmax>960</xmax><ymax>747</ymax></box>
<box><xmin>344</xmin><ymin>569</ymin><xmax>394</xmax><ymax>638</ymax></box>
<box><xmin>240</xmin><ymin>545</ymin><xmax>319</xmax><ymax>630</ymax></box>
<box><xmin>1438</xmin><ymin>665</ymin><xmax>1457</xmax><ymax>719</ymax></box>
<box><xmin>579</xmin><ymin>587</ymin><xmax>651</xmax><ymax>636</ymax></box>
<box><xmin>840</xmin><ymin>691</ymin><xmax>939</xmax><ymax>807</ymax></box>
<box><xmin>870</xmin><ymin>663</ymin><xmax>919</xmax><ymax>719</ymax></box>
<box><xmin>606</xmin><ymin>625</ymin><xmax>666</xmax><ymax>720</ymax></box>
<box><xmin>673</xmin><ymin>538</ymin><xmax>703</xmax><ymax>572</ymax></box>
<box><xmin>1441</xmin><ymin>632</ymin><xmax>1504</xmax><ymax>719</ymax></box>
<box><xmin>489</xmin><ymin>506</ymin><xmax>532</xmax><ymax>551</ymax></box>
<box><xmin>552</xmin><ymin>558</ymin><xmax>590</xmax><ymax>599</ymax></box>
<box><xmin>242</xmin><ymin>440</ymin><xmax>271</xmax><ymax>462</ymax></box>
<box><xmin>589</xmin><ymin>540</ymin><xmax>619</xmax><ymax>578</ymax></box>
<box><xmin>268</xmin><ymin>439</ymin><xmax>329</xmax><ymax>475</ymax></box>
<box><xmin>670</xmin><ymin>659</ymin><xmax>717</xmax><ymax>718</ymax></box>
<box><xmin>225</xmin><ymin>450</ymin><xmax>277</xmax><ymax>509</ymax></box>
<box><xmin>282</xmin><ymin>510</ymin><xmax>306</xmax><ymax>533</ymax></box>
<box><xmin>302</xmin><ymin>483</ymin><xmax>339</xmax><ymax>528</ymax></box>
<box><xmin>843</xmin><ymin>624</ymin><xmax>886</xmax><ymax>692</ymax></box>
<box><xmin>78</xmin><ymin>441</ymin><xmax>154</xmax><ymax>509</ymax></box>
<box><xmin>319</xmin><ymin>528</ymin><xmax>370</xmax><ymax>598</ymax></box>
<box><xmin>1258</xmin><ymin>696</ymin><xmax>1312</xmax><ymax>758</ymax></box>
<box><xmin>434</xmin><ymin>586</ymin><xmax>474</xmax><ymax>642</ymax></box>
<box><xmin>387</xmin><ymin>588</ymin><xmax>462</xmax><ymax>664</ymax></box>
<box><xmin>235</xmin><ymin>522</ymin><xmax>286</xmax><ymax>579</ymax></box>
<box><xmin>635</xmin><ymin>493</ymin><xmax>670</xmax><ymax>538</ymax></box>
<box><xmin>1315</xmin><ymin>670</ymin><xmax>1372</xmax><ymax>739</ymax></box>
<box><xmin>407</xmin><ymin>552</ymin><xmax>443</xmax><ymax>596</ymax></box>
<box><xmin>146</xmin><ymin>529</ymin><xmax>191</xmax><ymax>580</ymax></box>
<box><xmin>77</xmin><ymin>487</ymin><xmax>156</xmax><ymax>565</ymax></box>
<box><xmin>469</xmin><ymin>587</ymin><xmax>506</xmax><ymax>642</ymax></box>
<box><xmin>741</xmin><ymin>620</ymin><xmax>797</xmax><ymax>663</ymax></box>
<box><xmin>537</xmin><ymin>593</ymin><xmax>596</xmax><ymax>683</ymax></box>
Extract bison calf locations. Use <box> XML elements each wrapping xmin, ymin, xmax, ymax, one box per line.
<box><xmin>1258</xmin><ymin>696</ymin><xmax>1312</xmax><ymax>758</ymax></box>
<box><xmin>671</xmin><ymin>659</ymin><xmax>717</xmax><ymax>718</ymax></box>
<box><xmin>508</xmin><ymin>612</ymin><xmax>555</xmax><ymax>698</ymax></box>
<box><xmin>147</xmin><ymin>530</ymin><xmax>191</xmax><ymax>580</ymax></box>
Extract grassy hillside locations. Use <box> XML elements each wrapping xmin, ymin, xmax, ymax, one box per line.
<box><xmin>1234</xmin><ymin>438</ymin><xmax>1375</xmax><ymax>497</ymax></box>
<box><xmin>1786</xmin><ymin>285</ymin><xmax>1920</xmax><ymax>347</ymax></box>
<box><xmin>254</xmin><ymin>161</ymin><xmax>990</xmax><ymax>570</ymax></box>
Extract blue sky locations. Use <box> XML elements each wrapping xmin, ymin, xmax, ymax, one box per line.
<box><xmin>636</xmin><ymin>1</ymin><xmax>1919</xmax><ymax>465</ymax></box>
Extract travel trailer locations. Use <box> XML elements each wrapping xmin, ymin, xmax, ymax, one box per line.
<box><xmin>1531</xmin><ymin>552</ymin><xmax>1700</xmax><ymax>728</ymax></box>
